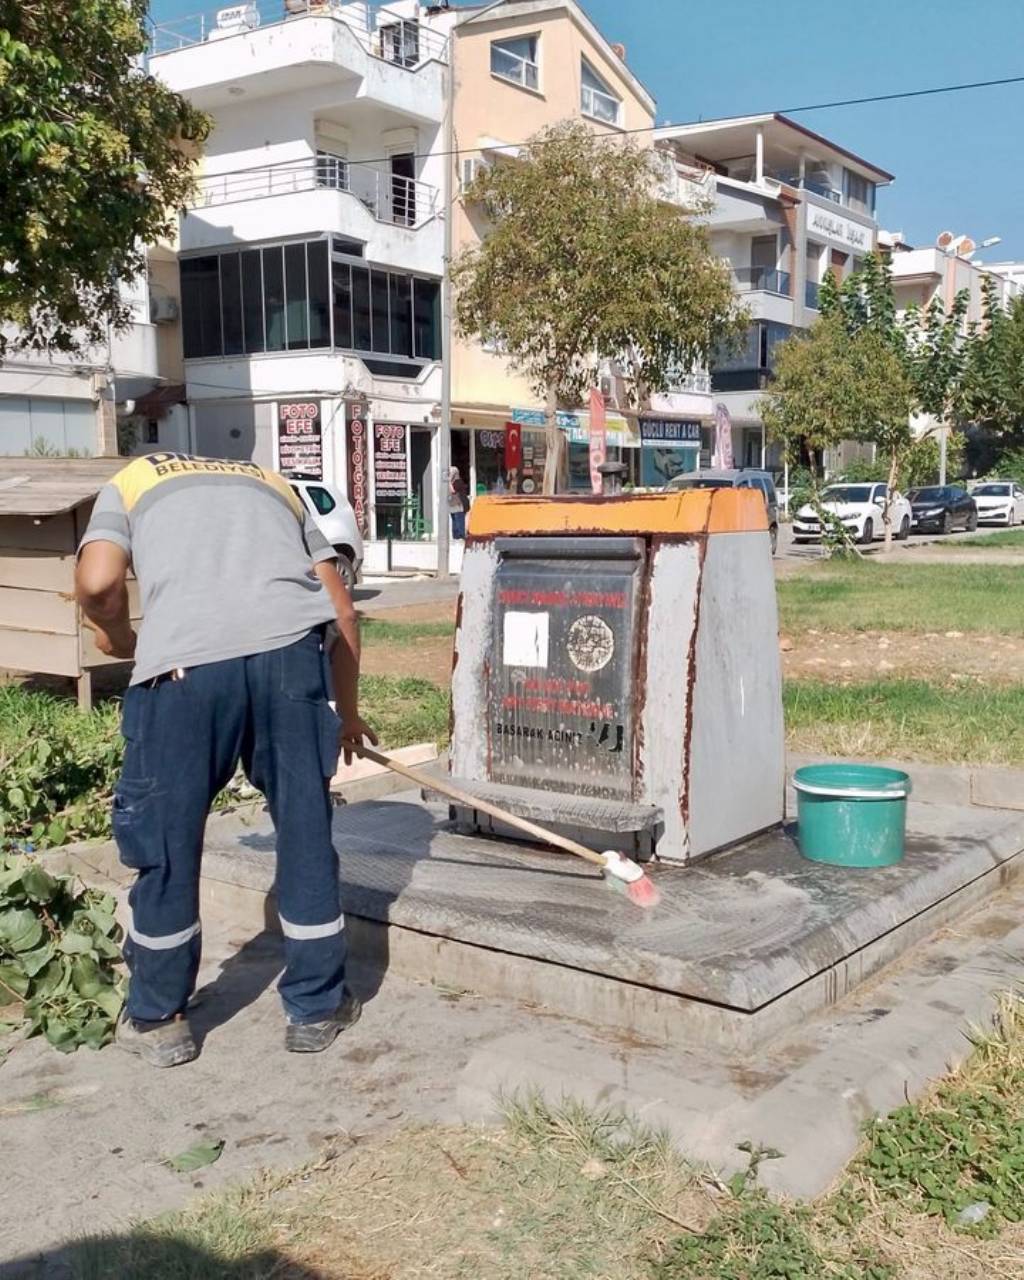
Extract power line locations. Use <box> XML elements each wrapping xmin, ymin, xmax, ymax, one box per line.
<box><xmin>196</xmin><ymin>71</ymin><xmax>1024</xmax><ymax>183</ymax></box>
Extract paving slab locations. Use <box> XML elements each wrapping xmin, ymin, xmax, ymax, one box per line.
<box><xmin>199</xmin><ymin>790</ymin><xmax>1024</xmax><ymax>1049</ymax></box>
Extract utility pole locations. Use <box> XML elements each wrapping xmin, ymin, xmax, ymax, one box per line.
<box><xmin>435</xmin><ymin>0</ymin><xmax>507</xmax><ymax>580</ymax></box>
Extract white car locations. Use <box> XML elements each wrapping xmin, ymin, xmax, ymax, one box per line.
<box><xmin>290</xmin><ymin>478</ymin><xmax>364</xmax><ymax>589</ymax></box>
<box><xmin>970</xmin><ymin>481</ymin><xmax>1024</xmax><ymax>527</ymax></box>
<box><xmin>793</xmin><ymin>483</ymin><xmax>912</xmax><ymax>545</ymax></box>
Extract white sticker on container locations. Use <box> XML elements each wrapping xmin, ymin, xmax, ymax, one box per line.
<box><xmin>503</xmin><ymin>611</ymin><xmax>550</xmax><ymax>668</ymax></box>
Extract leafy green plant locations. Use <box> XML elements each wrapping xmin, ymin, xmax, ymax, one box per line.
<box><xmin>653</xmin><ymin>1191</ymin><xmax>893</xmax><ymax>1280</ymax></box>
<box><xmin>0</xmin><ymin>852</ymin><xmax>125</xmax><ymax>1053</ymax></box>
<box><xmin>0</xmin><ymin>689</ymin><xmax>123</xmax><ymax>853</ymax></box>
<box><xmin>727</xmin><ymin>1141</ymin><xmax>784</xmax><ymax>1198</ymax></box>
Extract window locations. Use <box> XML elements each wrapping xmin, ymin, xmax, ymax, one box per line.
<box><xmin>332</xmin><ymin>261</ymin><xmax>353</xmax><ymax>349</ymax></box>
<box><xmin>316</xmin><ymin>150</ymin><xmax>349</xmax><ymax>192</ymax></box>
<box><xmin>305</xmin><ymin>485</ymin><xmax>336</xmax><ymax>516</ymax></box>
<box><xmin>241</xmin><ymin>249</ymin><xmax>264</xmax><ymax>353</ymax></box>
<box><xmin>332</xmin><ymin>237</ymin><xmax>364</xmax><ymax>257</ymax></box>
<box><xmin>284</xmin><ymin>243</ymin><xmax>309</xmax><ymax>350</ymax></box>
<box><xmin>413</xmin><ymin>278</ymin><xmax>440</xmax><ymax>360</ymax></box>
<box><xmin>389</xmin><ymin>274</ymin><xmax>413</xmax><ymax>358</ymax></box>
<box><xmin>352</xmin><ymin>266</ymin><xmax>372</xmax><ymax>350</ymax></box>
<box><xmin>220</xmin><ymin>252</ymin><xmax>243</xmax><ymax>356</ymax></box>
<box><xmin>262</xmin><ymin>246</ymin><xmax>286</xmax><ymax>351</ymax></box>
<box><xmin>181</xmin><ymin>257</ymin><xmax>222</xmax><ymax>359</ymax></box>
<box><xmin>491</xmin><ymin>36</ymin><xmax>539</xmax><ymax>90</ymax></box>
<box><xmin>843</xmin><ymin>169</ymin><xmax>875</xmax><ymax>216</ymax></box>
<box><xmin>179</xmin><ymin>240</ymin><xmax>441</xmax><ymax>364</ymax></box>
<box><xmin>307</xmin><ymin>241</ymin><xmax>330</xmax><ymax>349</ymax></box>
<box><xmin>581</xmin><ymin>58</ymin><xmax>621</xmax><ymax>125</ymax></box>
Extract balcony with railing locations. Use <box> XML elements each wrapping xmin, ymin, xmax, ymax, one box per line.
<box><xmin>733</xmin><ymin>266</ymin><xmax>791</xmax><ymax>297</ymax></box>
<box><xmin>149</xmin><ymin>1</ymin><xmax>447</xmax><ymax>63</ymax></box>
<box><xmin>148</xmin><ymin>2</ymin><xmax>447</xmax><ymax>113</ymax></box>
<box><xmin>189</xmin><ymin>157</ymin><xmax>439</xmax><ymax>229</ymax></box>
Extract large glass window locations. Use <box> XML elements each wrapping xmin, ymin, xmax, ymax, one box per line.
<box><xmin>241</xmin><ymin>249</ymin><xmax>264</xmax><ymax>353</ymax></box>
<box><xmin>332</xmin><ymin>261</ymin><xmax>352</xmax><ymax>349</ymax></box>
<box><xmin>181</xmin><ymin>257</ymin><xmax>222</xmax><ymax>359</ymax></box>
<box><xmin>352</xmin><ymin>266</ymin><xmax>372</xmax><ymax>351</ymax></box>
<box><xmin>220</xmin><ymin>252</ymin><xmax>243</xmax><ymax>356</ymax></box>
<box><xmin>581</xmin><ymin>58</ymin><xmax>621</xmax><ymax>125</ymax></box>
<box><xmin>284</xmin><ymin>243</ymin><xmax>309</xmax><ymax>350</ymax></box>
<box><xmin>491</xmin><ymin>35</ymin><xmax>539</xmax><ymax>90</ymax></box>
<box><xmin>370</xmin><ymin>269</ymin><xmax>390</xmax><ymax>354</ymax></box>
<box><xmin>180</xmin><ymin>239</ymin><xmax>441</xmax><ymax>364</ymax></box>
<box><xmin>843</xmin><ymin>169</ymin><xmax>875</xmax><ymax>216</ymax></box>
<box><xmin>263</xmin><ymin>246</ymin><xmax>286</xmax><ymax>351</ymax></box>
<box><xmin>414</xmin><ymin>278</ymin><xmax>440</xmax><ymax>360</ymax></box>
<box><xmin>307</xmin><ymin>241</ymin><xmax>330</xmax><ymax>349</ymax></box>
<box><xmin>389</xmin><ymin>274</ymin><xmax>412</xmax><ymax>357</ymax></box>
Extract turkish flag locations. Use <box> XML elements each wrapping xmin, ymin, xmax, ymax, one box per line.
<box><xmin>505</xmin><ymin>422</ymin><xmax>522</xmax><ymax>472</ymax></box>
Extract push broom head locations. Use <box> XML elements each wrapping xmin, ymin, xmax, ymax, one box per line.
<box><xmin>600</xmin><ymin>851</ymin><xmax>661</xmax><ymax>909</ymax></box>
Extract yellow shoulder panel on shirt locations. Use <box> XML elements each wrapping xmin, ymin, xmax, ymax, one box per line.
<box><xmin>112</xmin><ymin>454</ymin><xmax>303</xmax><ymax>520</ymax></box>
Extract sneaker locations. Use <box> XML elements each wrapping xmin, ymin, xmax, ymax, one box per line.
<box><xmin>116</xmin><ymin>1012</ymin><xmax>198</xmax><ymax>1068</ymax></box>
<box><xmin>285</xmin><ymin>989</ymin><xmax>362</xmax><ymax>1054</ymax></box>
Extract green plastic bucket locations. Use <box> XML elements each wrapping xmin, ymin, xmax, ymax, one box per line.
<box><xmin>794</xmin><ymin>764</ymin><xmax>912</xmax><ymax>868</ymax></box>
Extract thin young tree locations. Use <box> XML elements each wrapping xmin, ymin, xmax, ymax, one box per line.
<box><xmin>451</xmin><ymin>122</ymin><xmax>747</xmax><ymax>492</ymax></box>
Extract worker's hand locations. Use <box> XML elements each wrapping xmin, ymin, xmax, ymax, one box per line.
<box><xmin>92</xmin><ymin>624</ymin><xmax>137</xmax><ymax>660</ymax></box>
<box><xmin>341</xmin><ymin>715</ymin><xmax>379</xmax><ymax>766</ymax></box>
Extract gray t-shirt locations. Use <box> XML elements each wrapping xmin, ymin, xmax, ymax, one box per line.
<box><xmin>79</xmin><ymin>453</ymin><xmax>337</xmax><ymax>684</ymax></box>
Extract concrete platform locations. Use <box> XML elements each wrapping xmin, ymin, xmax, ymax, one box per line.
<box><xmin>195</xmin><ymin>788</ymin><xmax>1024</xmax><ymax>1051</ymax></box>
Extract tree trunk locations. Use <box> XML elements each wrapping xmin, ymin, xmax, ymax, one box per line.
<box><xmin>541</xmin><ymin>383</ymin><xmax>563</xmax><ymax>495</ymax></box>
<box><xmin>883</xmin><ymin>446</ymin><xmax>900</xmax><ymax>551</ymax></box>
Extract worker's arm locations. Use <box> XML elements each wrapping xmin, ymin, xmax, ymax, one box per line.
<box><xmin>75</xmin><ymin>541</ymin><xmax>137</xmax><ymax>660</ymax></box>
<box><xmin>314</xmin><ymin>558</ymin><xmax>378</xmax><ymax>764</ymax></box>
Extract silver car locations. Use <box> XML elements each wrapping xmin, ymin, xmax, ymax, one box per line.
<box><xmin>666</xmin><ymin>468</ymin><xmax>780</xmax><ymax>556</ymax></box>
<box><xmin>290</xmin><ymin>478</ymin><xmax>364</xmax><ymax>589</ymax></box>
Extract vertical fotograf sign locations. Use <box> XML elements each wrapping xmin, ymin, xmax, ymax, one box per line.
<box><xmin>277</xmin><ymin>400</ymin><xmax>322</xmax><ymax>479</ymax></box>
<box><xmin>345</xmin><ymin>399</ymin><xmax>370</xmax><ymax>538</ymax></box>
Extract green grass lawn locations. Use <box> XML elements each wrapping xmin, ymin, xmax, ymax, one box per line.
<box><xmin>784</xmin><ymin>678</ymin><xmax>1024</xmax><ymax>766</ymax></box>
<box><xmin>777</xmin><ymin>561</ymin><xmax>1024</xmax><ymax>635</ymax></box>
<box><xmin>362</xmin><ymin>618</ymin><xmax>456</xmax><ymax>644</ymax></box>
<box><xmin>950</xmin><ymin>528</ymin><xmax>1024</xmax><ymax>549</ymax></box>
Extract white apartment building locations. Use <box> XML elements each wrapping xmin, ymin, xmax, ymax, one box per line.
<box><xmin>148</xmin><ymin>0</ymin><xmax>452</xmax><ymax>564</ymax></box>
<box><xmin>655</xmin><ymin>113</ymin><xmax>893</xmax><ymax>472</ymax></box>
<box><xmin>0</xmin><ymin>270</ymin><xmax>168</xmax><ymax>459</ymax></box>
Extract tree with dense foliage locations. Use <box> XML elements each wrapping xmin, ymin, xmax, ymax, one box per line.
<box><xmin>452</xmin><ymin>122</ymin><xmax>747</xmax><ymax>491</ymax></box>
<box><xmin>0</xmin><ymin>1</ymin><xmax>209</xmax><ymax>354</ymax></box>
<box><xmin>804</xmin><ymin>255</ymin><xmax>973</xmax><ymax>544</ymax></box>
<box><xmin>962</xmin><ymin>279</ymin><xmax>1024</xmax><ymax>441</ymax></box>
<box><xmin>762</xmin><ymin>313</ymin><xmax>911</xmax><ymax>547</ymax></box>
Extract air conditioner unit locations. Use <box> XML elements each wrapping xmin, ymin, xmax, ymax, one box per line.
<box><xmin>461</xmin><ymin>156</ymin><xmax>489</xmax><ymax>193</ymax></box>
<box><xmin>149</xmin><ymin>292</ymin><xmax>180</xmax><ymax>324</ymax></box>
<box><xmin>599</xmin><ymin>372</ymin><xmax>626</xmax><ymax>409</ymax></box>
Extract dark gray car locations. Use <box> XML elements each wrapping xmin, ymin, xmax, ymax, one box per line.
<box><xmin>666</xmin><ymin>468</ymin><xmax>780</xmax><ymax>555</ymax></box>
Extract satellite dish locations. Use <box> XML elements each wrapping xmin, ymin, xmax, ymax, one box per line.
<box><xmin>936</xmin><ymin>230</ymin><xmax>955</xmax><ymax>249</ymax></box>
<box><xmin>952</xmin><ymin>235</ymin><xmax>976</xmax><ymax>259</ymax></box>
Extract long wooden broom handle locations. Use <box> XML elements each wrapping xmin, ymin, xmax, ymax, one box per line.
<box><xmin>343</xmin><ymin>740</ymin><xmax>608</xmax><ymax>871</ymax></box>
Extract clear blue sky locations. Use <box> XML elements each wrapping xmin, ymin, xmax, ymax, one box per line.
<box><xmin>150</xmin><ymin>0</ymin><xmax>1024</xmax><ymax>260</ymax></box>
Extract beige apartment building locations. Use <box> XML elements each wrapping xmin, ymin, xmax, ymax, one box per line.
<box><xmin>447</xmin><ymin>0</ymin><xmax>656</xmax><ymax>497</ymax></box>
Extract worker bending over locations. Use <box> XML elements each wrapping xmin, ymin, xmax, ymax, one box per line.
<box><xmin>75</xmin><ymin>453</ymin><xmax>376</xmax><ymax>1067</ymax></box>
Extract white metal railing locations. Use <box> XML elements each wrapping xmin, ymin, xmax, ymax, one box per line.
<box><xmin>581</xmin><ymin>83</ymin><xmax>621</xmax><ymax>125</ymax></box>
<box><xmin>148</xmin><ymin>1</ymin><xmax>448</xmax><ymax>67</ymax></box>
<box><xmin>490</xmin><ymin>46</ymin><xmax>539</xmax><ymax>90</ymax></box>
<box><xmin>190</xmin><ymin>157</ymin><xmax>439</xmax><ymax>228</ymax></box>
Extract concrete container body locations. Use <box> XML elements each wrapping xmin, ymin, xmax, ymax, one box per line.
<box><xmin>450</xmin><ymin>489</ymin><xmax>785</xmax><ymax>865</ymax></box>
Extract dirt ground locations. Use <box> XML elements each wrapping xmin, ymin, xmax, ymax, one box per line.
<box><xmin>357</xmin><ymin>599</ymin><xmax>1024</xmax><ymax>689</ymax></box>
<box><xmin>782</xmin><ymin>628</ymin><xmax>1024</xmax><ymax>685</ymax></box>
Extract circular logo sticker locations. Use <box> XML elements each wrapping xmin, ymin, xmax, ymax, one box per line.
<box><xmin>521</xmin><ymin>478</ymin><xmax>537</xmax><ymax>495</ymax></box>
<box><xmin>566</xmin><ymin>615</ymin><xmax>615</xmax><ymax>673</ymax></box>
